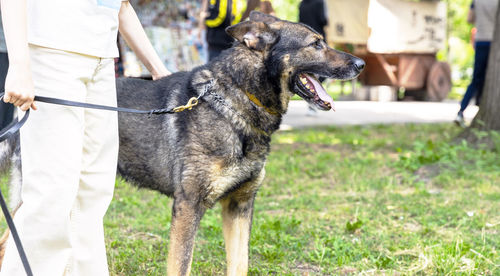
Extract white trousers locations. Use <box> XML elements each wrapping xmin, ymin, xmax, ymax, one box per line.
<box><xmin>1</xmin><ymin>45</ymin><xmax>118</xmax><ymax>276</ymax></box>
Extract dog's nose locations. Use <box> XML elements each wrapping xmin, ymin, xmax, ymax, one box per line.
<box><xmin>353</xmin><ymin>58</ymin><xmax>365</xmax><ymax>72</ymax></box>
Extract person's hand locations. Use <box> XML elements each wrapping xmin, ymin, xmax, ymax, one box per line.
<box><xmin>3</xmin><ymin>63</ymin><xmax>37</xmax><ymax>111</ymax></box>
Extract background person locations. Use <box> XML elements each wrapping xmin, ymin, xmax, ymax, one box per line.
<box><xmin>0</xmin><ymin>0</ymin><xmax>169</xmax><ymax>275</ymax></box>
<box><xmin>199</xmin><ymin>0</ymin><xmax>249</xmax><ymax>61</ymax></box>
<box><xmin>299</xmin><ymin>0</ymin><xmax>328</xmax><ymax>39</ymax></box>
<box><xmin>455</xmin><ymin>0</ymin><xmax>498</xmax><ymax>127</ymax></box>
<box><xmin>198</xmin><ymin>0</ymin><xmax>274</xmax><ymax>61</ymax></box>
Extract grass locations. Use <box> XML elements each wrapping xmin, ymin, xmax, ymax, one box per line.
<box><xmin>1</xmin><ymin>123</ymin><xmax>499</xmax><ymax>275</ymax></box>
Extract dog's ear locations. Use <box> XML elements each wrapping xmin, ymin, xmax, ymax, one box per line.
<box><xmin>249</xmin><ymin>11</ymin><xmax>279</xmax><ymax>24</ymax></box>
<box><xmin>226</xmin><ymin>20</ymin><xmax>278</xmax><ymax>51</ymax></box>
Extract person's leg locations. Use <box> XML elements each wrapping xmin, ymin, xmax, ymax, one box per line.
<box><xmin>459</xmin><ymin>42</ymin><xmax>490</xmax><ymax>113</ymax></box>
<box><xmin>473</xmin><ymin>43</ymin><xmax>491</xmax><ymax>106</ymax></box>
<box><xmin>0</xmin><ymin>52</ymin><xmax>15</xmax><ymax>129</ymax></box>
<box><xmin>459</xmin><ymin>84</ymin><xmax>476</xmax><ymax>115</ymax></box>
<box><xmin>70</xmin><ymin>57</ymin><xmax>118</xmax><ymax>275</ymax></box>
<box><xmin>0</xmin><ymin>45</ymin><xmax>92</xmax><ymax>275</ymax></box>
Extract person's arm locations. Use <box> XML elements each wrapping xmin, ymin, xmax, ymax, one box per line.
<box><xmin>0</xmin><ymin>0</ymin><xmax>36</xmax><ymax>111</ymax></box>
<box><xmin>118</xmin><ymin>1</ymin><xmax>170</xmax><ymax>80</ymax></box>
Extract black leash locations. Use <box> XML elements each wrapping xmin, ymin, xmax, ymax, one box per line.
<box><xmin>31</xmin><ymin>80</ymin><xmax>214</xmax><ymax>115</ymax></box>
<box><xmin>0</xmin><ymin>83</ymin><xmax>213</xmax><ymax>142</ymax></box>
<box><xmin>0</xmin><ymin>80</ymin><xmax>214</xmax><ymax>275</ymax></box>
<box><xmin>33</xmin><ymin>95</ymin><xmax>180</xmax><ymax>115</ymax></box>
<box><xmin>0</xmin><ymin>95</ymin><xmax>180</xmax><ymax>143</ymax></box>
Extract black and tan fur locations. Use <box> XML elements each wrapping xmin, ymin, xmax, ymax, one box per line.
<box><xmin>0</xmin><ymin>12</ymin><xmax>364</xmax><ymax>275</ymax></box>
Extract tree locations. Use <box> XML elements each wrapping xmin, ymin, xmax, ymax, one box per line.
<box><xmin>459</xmin><ymin>5</ymin><xmax>500</xmax><ymax>144</ymax></box>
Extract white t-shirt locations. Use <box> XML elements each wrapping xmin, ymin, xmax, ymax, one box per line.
<box><xmin>27</xmin><ymin>0</ymin><xmax>127</xmax><ymax>58</ymax></box>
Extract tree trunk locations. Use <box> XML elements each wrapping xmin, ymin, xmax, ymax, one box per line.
<box><xmin>459</xmin><ymin>5</ymin><xmax>500</xmax><ymax>144</ymax></box>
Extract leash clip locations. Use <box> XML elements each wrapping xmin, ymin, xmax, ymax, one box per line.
<box><xmin>173</xmin><ymin>97</ymin><xmax>199</xmax><ymax>113</ymax></box>
<box><xmin>172</xmin><ymin>80</ymin><xmax>214</xmax><ymax>113</ymax></box>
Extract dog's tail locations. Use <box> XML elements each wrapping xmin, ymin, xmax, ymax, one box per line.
<box><xmin>0</xmin><ymin>201</ymin><xmax>22</xmax><ymax>268</ymax></box>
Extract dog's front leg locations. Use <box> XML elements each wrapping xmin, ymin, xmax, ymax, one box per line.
<box><xmin>220</xmin><ymin>169</ymin><xmax>265</xmax><ymax>276</ymax></box>
<box><xmin>167</xmin><ymin>198</ymin><xmax>205</xmax><ymax>276</ymax></box>
<box><xmin>221</xmin><ymin>196</ymin><xmax>255</xmax><ymax>276</ymax></box>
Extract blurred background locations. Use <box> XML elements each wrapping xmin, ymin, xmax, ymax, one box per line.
<box><xmin>119</xmin><ymin>0</ymin><xmax>475</xmax><ymax>103</ymax></box>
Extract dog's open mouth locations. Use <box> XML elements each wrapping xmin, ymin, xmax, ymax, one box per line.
<box><xmin>295</xmin><ymin>73</ymin><xmax>335</xmax><ymax>111</ymax></box>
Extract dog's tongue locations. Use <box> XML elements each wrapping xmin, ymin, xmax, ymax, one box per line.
<box><xmin>306</xmin><ymin>74</ymin><xmax>335</xmax><ymax>111</ymax></box>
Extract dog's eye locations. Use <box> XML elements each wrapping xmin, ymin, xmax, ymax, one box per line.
<box><xmin>312</xmin><ymin>40</ymin><xmax>324</xmax><ymax>50</ymax></box>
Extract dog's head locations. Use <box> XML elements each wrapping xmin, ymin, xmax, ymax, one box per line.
<box><xmin>226</xmin><ymin>11</ymin><xmax>365</xmax><ymax>111</ymax></box>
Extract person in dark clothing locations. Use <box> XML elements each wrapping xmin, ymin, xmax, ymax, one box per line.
<box><xmin>299</xmin><ymin>0</ymin><xmax>328</xmax><ymax>39</ymax></box>
<box><xmin>199</xmin><ymin>0</ymin><xmax>273</xmax><ymax>61</ymax></box>
<box><xmin>205</xmin><ymin>2</ymin><xmax>234</xmax><ymax>61</ymax></box>
<box><xmin>199</xmin><ymin>0</ymin><xmax>249</xmax><ymax>61</ymax></box>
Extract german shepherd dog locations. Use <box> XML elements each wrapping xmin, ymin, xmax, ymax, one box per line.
<box><xmin>0</xmin><ymin>12</ymin><xmax>364</xmax><ymax>275</ymax></box>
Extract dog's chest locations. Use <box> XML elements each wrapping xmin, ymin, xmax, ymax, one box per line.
<box><xmin>204</xmin><ymin>157</ymin><xmax>264</xmax><ymax>206</ymax></box>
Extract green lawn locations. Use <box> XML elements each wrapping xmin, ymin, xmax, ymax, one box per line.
<box><xmin>2</xmin><ymin>124</ymin><xmax>499</xmax><ymax>275</ymax></box>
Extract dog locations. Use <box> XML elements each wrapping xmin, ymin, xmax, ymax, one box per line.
<box><xmin>0</xmin><ymin>11</ymin><xmax>364</xmax><ymax>275</ymax></box>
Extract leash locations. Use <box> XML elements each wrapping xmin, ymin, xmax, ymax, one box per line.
<box><xmin>32</xmin><ymin>95</ymin><xmax>197</xmax><ymax>115</ymax></box>
<box><xmin>0</xmin><ymin>94</ymin><xmax>199</xmax><ymax>143</ymax></box>
<box><xmin>0</xmin><ymin>80</ymin><xmax>214</xmax><ymax>276</ymax></box>
<box><xmin>31</xmin><ymin>80</ymin><xmax>214</xmax><ymax>115</ymax></box>
<box><xmin>0</xmin><ymin>80</ymin><xmax>214</xmax><ymax>141</ymax></box>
